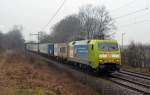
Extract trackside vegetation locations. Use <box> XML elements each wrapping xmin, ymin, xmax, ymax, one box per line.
<box><xmin>122</xmin><ymin>41</ymin><xmax>150</xmax><ymax>74</ymax></box>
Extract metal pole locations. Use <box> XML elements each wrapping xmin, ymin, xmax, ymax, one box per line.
<box><xmin>122</xmin><ymin>33</ymin><xmax>125</xmax><ymax>50</ymax></box>
<box><xmin>37</xmin><ymin>32</ymin><xmax>39</xmax><ymax>53</ymax></box>
<box><xmin>30</xmin><ymin>32</ymin><xmax>41</xmax><ymax>53</ymax></box>
<box><xmin>121</xmin><ymin>33</ymin><xmax>125</xmax><ymax>64</ymax></box>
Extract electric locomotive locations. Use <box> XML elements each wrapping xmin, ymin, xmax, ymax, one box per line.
<box><xmin>68</xmin><ymin>40</ymin><xmax>121</xmax><ymax>73</ymax></box>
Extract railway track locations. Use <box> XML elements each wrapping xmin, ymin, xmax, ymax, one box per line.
<box><xmin>110</xmin><ymin>70</ymin><xmax>150</xmax><ymax>95</ymax></box>
<box><xmin>120</xmin><ymin>70</ymin><xmax>150</xmax><ymax>80</ymax></box>
<box><xmin>42</xmin><ymin>56</ymin><xmax>150</xmax><ymax>95</ymax></box>
<box><xmin>28</xmin><ymin>52</ymin><xmax>149</xmax><ymax>95</ymax></box>
<box><xmin>109</xmin><ymin>77</ymin><xmax>150</xmax><ymax>95</ymax></box>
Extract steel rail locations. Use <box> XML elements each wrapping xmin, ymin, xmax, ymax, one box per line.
<box><xmin>120</xmin><ymin>70</ymin><xmax>150</xmax><ymax>80</ymax></box>
<box><xmin>112</xmin><ymin>74</ymin><xmax>150</xmax><ymax>88</ymax></box>
<box><xmin>109</xmin><ymin>77</ymin><xmax>150</xmax><ymax>95</ymax></box>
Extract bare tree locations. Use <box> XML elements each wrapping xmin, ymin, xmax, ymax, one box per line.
<box><xmin>40</xmin><ymin>5</ymin><xmax>115</xmax><ymax>43</ymax></box>
<box><xmin>51</xmin><ymin>15</ymin><xmax>83</xmax><ymax>42</ymax></box>
<box><xmin>0</xmin><ymin>32</ymin><xmax>4</xmax><ymax>48</ymax></box>
<box><xmin>78</xmin><ymin>5</ymin><xmax>116</xmax><ymax>40</ymax></box>
<box><xmin>123</xmin><ymin>41</ymin><xmax>148</xmax><ymax>68</ymax></box>
<box><xmin>3</xmin><ymin>25</ymin><xmax>25</xmax><ymax>49</ymax></box>
<box><xmin>39</xmin><ymin>32</ymin><xmax>50</xmax><ymax>43</ymax></box>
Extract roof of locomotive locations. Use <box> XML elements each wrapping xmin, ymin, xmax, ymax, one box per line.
<box><xmin>69</xmin><ymin>40</ymin><xmax>118</xmax><ymax>46</ymax></box>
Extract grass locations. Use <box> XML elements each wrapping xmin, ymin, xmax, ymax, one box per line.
<box><xmin>0</xmin><ymin>50</ymin><xmax>101</xmax><ymax>95</ymax></box>
<box><xmin>122</xmin><ymin>64</ymin><xmax>150</xmax><ymax>75</ymax></box>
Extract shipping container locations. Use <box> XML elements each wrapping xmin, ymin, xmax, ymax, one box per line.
<box><xmin>39</xmin><ymin>43</ymin><xmax>49</xmax><ymax>54</ymax></box>
<box><xmin>57</xmin><ymin>43</ymin><xmax>68</xmax><ymax>59</ymax></box>
<box><xmin>48</xmin><ymin>44</ymin><xmax>54</xmax><ymax>56</ymax></box>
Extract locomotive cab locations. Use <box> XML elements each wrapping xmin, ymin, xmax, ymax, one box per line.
<box><xmin>88</xmin><ymin>40</ymin><xmax>121</xmax><ymax>73</ymax></box>
<box><xmin>98</xmin><ymin>42</ymin><xmax>121</xmax><ymax>72</ymax></box>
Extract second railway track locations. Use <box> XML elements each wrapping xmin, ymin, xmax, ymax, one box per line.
<box><xmin>110</xmin><ymin>70</ymin><xmax>150</xmax><ymax>95</ymax></box>
<box><xmin>119</xmin><ymin>70</ymin><xmax>150</xmax><ymax>80</ymax></box>
<box><xmin>109</xmin><ymin>77</ymin><xmax>150</xmax><ymax>95</ymax></box>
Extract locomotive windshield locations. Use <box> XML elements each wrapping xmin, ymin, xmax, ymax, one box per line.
<box><xmin>99</xmin><ymin>42</ymin><xmax>119</xmax><ymax>51</ymax></box>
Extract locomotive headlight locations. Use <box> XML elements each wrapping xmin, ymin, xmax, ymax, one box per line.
<box><xmin>99</xmin><ymin>54</ymin><xmax>107</xmax><ymax>58</ymax></box>
<box><xmin>116</xmin><ymin>59</ymin><xmax>120</xmax><ymax>62</ymax></box>
<box><xmin>112</xmin><ymin>54</ymin><xmax>120</xmax><ymax>58</ymax></box>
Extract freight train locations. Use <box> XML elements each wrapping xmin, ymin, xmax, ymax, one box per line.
<box><xmin>26</xmin><ymin>40</ymin><xmax>121</xmax><ymax>73</ymax></box>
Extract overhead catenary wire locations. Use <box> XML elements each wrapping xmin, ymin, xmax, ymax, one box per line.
<box><xmin>41</xmin><ymin>0</ymin><xmax>67</xmax><ymax>31</ymax></box>
<box><xmin>118</xmin><ymin>19</ymin><xmax>150</xmax><ymax>28</ymax></box>
<box><xmin>116</xmin><ymin>9</ymin><xmax>150</xmax><ymax>24</ymax></box>
<box><xmin>114</xmin><ymin>6</ymin><xmax>150</xmax><ymax>20</ymax></box>
<box><xmin>110</xmin><ymin>0</ymin><xmax>137</xmax><ymax>12</ymax></box>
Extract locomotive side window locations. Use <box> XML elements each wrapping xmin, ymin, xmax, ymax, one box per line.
<box><xmin>91</xmin><ymin>44</ymin><xmax>94</xmax><ymax>50</ymax></box>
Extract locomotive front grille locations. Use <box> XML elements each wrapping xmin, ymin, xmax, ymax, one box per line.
<box><xmin>99</xmin><ymin>63</ymin><xmax>120</xmax><ymax>72</ymax></box>
<box><xmin>99</xmin><ymin>59</ymin><xmax>120</xmax><ymax>64</ymax></box>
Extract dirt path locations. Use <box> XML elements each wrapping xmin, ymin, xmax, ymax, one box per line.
<box><xmin>0</xmin><ymin>50</ymin><xmax>101</xmax><ymax>95</ymax></box>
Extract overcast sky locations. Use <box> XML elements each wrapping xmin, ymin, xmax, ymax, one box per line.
<box><xmin>0</xmin><ymin>0</ymin><xmax>149</xmax><ymax>45</ymax></box>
